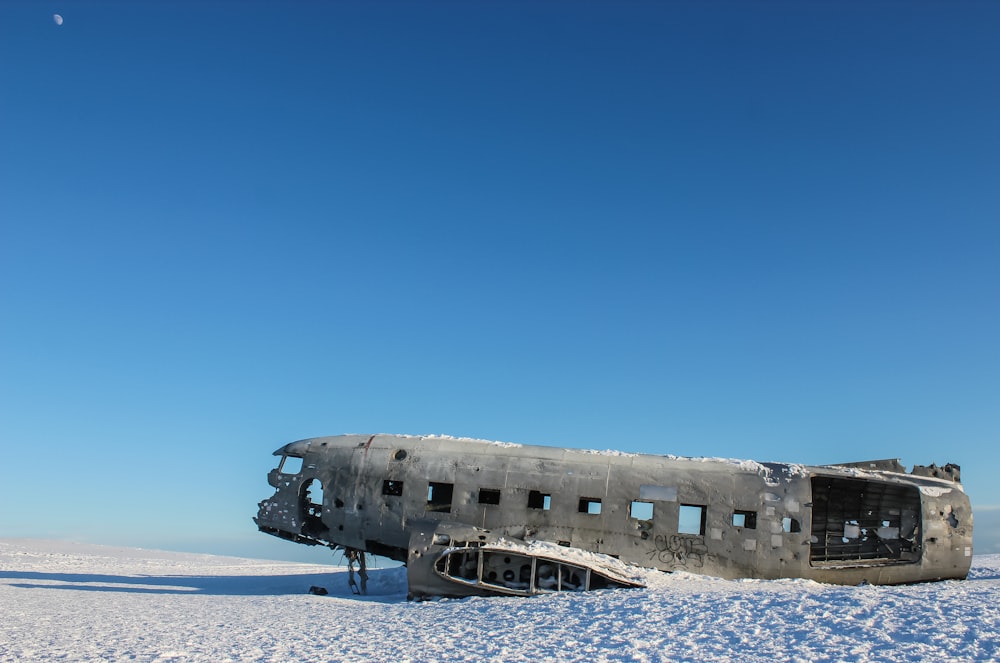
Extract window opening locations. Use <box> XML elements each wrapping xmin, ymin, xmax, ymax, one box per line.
<box><xmin>478</xmin><ymin>488</ymin><xmax>501</xmax><ymax>505</ymax></box>
<box><xmin>782</xmin><ymin>517</ymin><xmax>801</xmax><ymax>533</ymax></box>
<box><xmin>382</xmin><ymin>480</ymin><xmax>404</xmax><ymax>496</ymax></box>
<box><xmin>733</xmin><ymin>510</ymin><xmax>757</xmax><ymax>529</ymax></box>
<box><xmin>579</xmin><ymin>497</ymin><xmax>602</xmax><ymax>515</ymax></box>
<box><xmin>678</xmin><ymin>504</ymin><xmax>706</xmax><ymax>536</ymax></box>
<box><xmin>427</xmin><ymin>482</ymin><xmax>454</xmax><ymax>513</ymax></box>
<box><xmin>279</xmin><ymin>456</ymin><xmax>303</xmax><ymax>475</ymax></box>
<box><xmin>528</xmin><ymin>491</ymin><xmax>551</xmax><ymax>510</ymax></box>
<box><xmin>630</xmin><ymin>501</ymin><xmax>654</xmax><ymax>521</ymax></box>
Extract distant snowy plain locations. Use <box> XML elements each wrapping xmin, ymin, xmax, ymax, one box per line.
<box><xmin>1</xmin><ymin>539</ymin><xmax>997</xmax><ymax>662</ymax></box>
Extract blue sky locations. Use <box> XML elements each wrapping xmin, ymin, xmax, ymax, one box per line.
<box><xmin>1</xmin><ymin>1</ymin><xmax>998</xmax><ymax>562</ymax></box>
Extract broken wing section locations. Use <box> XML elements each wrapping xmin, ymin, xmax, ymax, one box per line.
<box><xmin>405</xmin><ymin>522</ymin><xmax>646</xmax><ymax>600</ymax></box>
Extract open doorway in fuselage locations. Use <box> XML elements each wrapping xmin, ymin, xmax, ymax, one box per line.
<box><xmin>299</xmin><ymin>478</ymin><xmax>327</xmax><ymax>537</ymax></box>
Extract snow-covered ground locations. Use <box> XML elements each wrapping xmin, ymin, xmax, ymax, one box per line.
<box><xmin>1</xmin><ymin>539</ymin><xmax>997</xmax><ymax>662</ymax></box>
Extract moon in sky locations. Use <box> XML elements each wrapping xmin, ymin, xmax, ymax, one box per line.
<box><xmin>53</xmin><ymin>14</ymin><xmax>63</xmax><ymax>26</ymax></box>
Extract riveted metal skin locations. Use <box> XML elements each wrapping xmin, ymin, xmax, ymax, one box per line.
<box><xmin>255</xmin><ymin>434</ymin><xmax>973</xmax><ymax>597</ymax></box>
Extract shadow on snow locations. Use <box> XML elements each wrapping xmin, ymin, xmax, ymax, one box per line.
<box><xmin>0</xmin><ymin>567</ymin><xmax>407</xmax><ymax>600</ymax></box>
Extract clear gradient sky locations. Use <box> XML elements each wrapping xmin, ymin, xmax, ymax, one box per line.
<box><xmin>1</xmin><ymin>1</ymin><xmax>998</xmax><ymax>563</ymax></box>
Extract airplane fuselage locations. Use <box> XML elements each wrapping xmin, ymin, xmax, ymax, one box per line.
<box><xmin>255</xmin><ymin>434</ymin><xmax>973</xmax><ymax>593</ymax></box>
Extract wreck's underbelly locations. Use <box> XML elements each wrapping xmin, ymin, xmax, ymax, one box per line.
<box><xmin>255</xmin><ymin>435</ymin><xmax>973</xmax><ymax>595</ymax></box>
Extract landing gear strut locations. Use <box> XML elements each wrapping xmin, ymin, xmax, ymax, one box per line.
<box><xmin>344</xmin><ymin>547</ymin><xmax>368</xmax><ymax>595</ymax></box>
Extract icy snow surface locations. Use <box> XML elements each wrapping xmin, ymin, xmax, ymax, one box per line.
<box><xmin>1</xmin><ymin>539</ymin><xmax>998</xmax><ymax>662</ymax></box>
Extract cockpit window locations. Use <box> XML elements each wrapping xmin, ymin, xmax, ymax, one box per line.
<box><xmin>278</xmin><ymin>455</ymin><xmax>303</xmax><ymax>475</ymax></box>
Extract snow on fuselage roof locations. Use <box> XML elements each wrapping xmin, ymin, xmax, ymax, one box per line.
<box><xmin>288</xmin><ymin>433</ymin><xmax>783</xmax><ymax>474</ymax></box>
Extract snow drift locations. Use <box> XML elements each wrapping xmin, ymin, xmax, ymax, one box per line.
<box><xmin>1</xmin><ymin>539</ymin><xmax>997</xmax><ymax>662</ymax></box>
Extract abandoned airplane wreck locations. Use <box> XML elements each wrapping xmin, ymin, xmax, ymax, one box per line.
<box><xmin>254</xmin><ymin>434</ymin><xmax>973</xmax><ymax>599</ymax></box>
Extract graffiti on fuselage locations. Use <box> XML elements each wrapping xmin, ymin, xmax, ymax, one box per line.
<box><xmin>646</xmin><ymin>534</ymin><xmax>709</xmax><ymax>568</ymax></box>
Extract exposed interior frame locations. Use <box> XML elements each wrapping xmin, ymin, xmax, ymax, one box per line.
<box><xmin>810</xmin><ymin>475</ymin><xmax>921</xmax><ymax>566</ymax></box>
